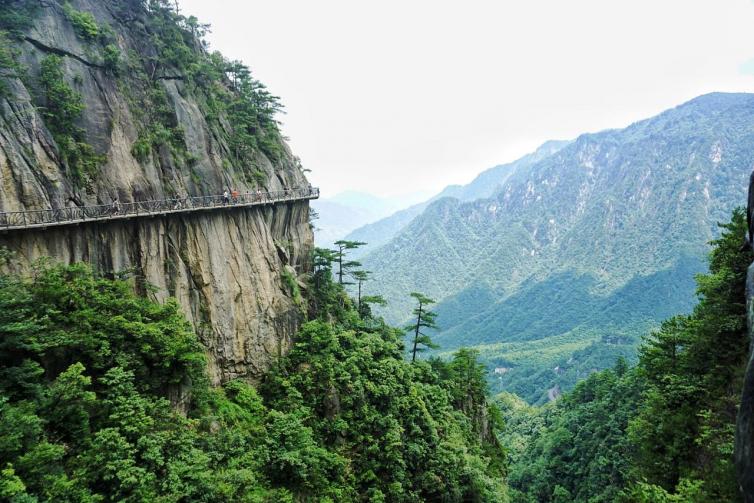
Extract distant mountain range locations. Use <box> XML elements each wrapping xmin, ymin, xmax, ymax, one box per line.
<box><xmin>344</xmin><ymin>140</ymin><xmax>570</xmax><ymax>256</ymax></box>
<box><xmin>354</xmin><ymin>92</ymin><xmax>754</xmax><ymax>403</ymax></box>
<box><xmin>310</xmin><ymin>191</ymin><xmax>429</xmax><ymax>246</ymax></box>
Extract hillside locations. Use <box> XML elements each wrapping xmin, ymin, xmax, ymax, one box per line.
<box><xmin>344</xmin><ymin>140</ymin><xmax>570</xmax><ymax>256</ymax></box>
<box><xmin>358</xmin><ymin>93</ymin><xmax>754</xmax><ymax>402</ymax></box>
<box><xmin>501</xmin><ymin>213</ymin><xmax>751</xmax><ymax>501</ymax></box>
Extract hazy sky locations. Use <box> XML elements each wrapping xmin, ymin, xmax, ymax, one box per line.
<box><xmin>179</xmin><ymin>0</ymin><xmax>754</xmax><ymax>198</ymax></box>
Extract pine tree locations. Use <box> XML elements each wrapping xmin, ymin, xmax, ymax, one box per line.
<box><xmin>311</xmin><ymin>247</ymin><xmax>338</xmax><ymax>316</ymax></box>
<box><xmin>359</xmin><ymin>295</ymin><xmax>387</xmax><ymax>320</ymax></box>
<box><xmin>352</xmin><ymin>270</ymin><xmax>370</xmax><ymax>314</ymax></box>
<box><xmin>333</xmin><ymin>240</ymin><xmax>366</xmax><ymax>285</ymax></box>
<box><xmin>405</xmin><ymin>292</ymin><xmax>439</xmax><ymax>362</ymax></box>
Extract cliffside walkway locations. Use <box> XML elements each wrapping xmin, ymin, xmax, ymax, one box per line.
<box><xmin>0</xmin><ymin>187</ymin><xmax>319</xmax><ymax>232</ymax></box>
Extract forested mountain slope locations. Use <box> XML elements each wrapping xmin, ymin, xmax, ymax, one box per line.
<box><xmin>501</xmin><ymin>211</ymin><xmax>751</xmax><ymax>501</ymax></box>
<box><xmin>359</xmin><ymin>93</ymin><xmax>754</xmax><ymax>401</ymax></box>
<box><xmin>344</xmin><ymin>140</ymin><xmax>569</xmax><ymax>256</ymax></box>
<box><xmin>0</xmin><ymin>259</ymin><xmax>508</xmax><ymax>501</ymax></box>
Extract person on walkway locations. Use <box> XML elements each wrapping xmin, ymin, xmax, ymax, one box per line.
<box><xmin>231</xmin><ymin>188</ymin><xmax>239</xmax><ymax>203</ymax></box>
<box><xmin>223</xmin><ymin>189</ymin><xmax>230</xmax><ymax>205</ymax></box>
<box><xmin>112</xmin><ymin>198</ymin><xmax>120</xmax><ymax>215</ymax></box>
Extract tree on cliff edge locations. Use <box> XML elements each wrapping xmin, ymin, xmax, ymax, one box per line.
<box><xmin>406</xmin><ymin>292</ymin><xmax>439</xmax><ymax>362</ymax></box>
<box><xmin>333</xmin><ymin>240</ymin><xmax>366</xmax><ymax>285</ymax></box>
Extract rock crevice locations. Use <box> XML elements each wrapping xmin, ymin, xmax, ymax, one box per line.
<box><xmin>24</xmin><ymin>36</ymin><xmax>104</xmax><ymax>68</ymax></box>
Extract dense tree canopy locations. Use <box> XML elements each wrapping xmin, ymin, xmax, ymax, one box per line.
<box><xmin>0</xmin><ymin>257</ymin><xmax>507</xmax><ymax>501</ymax></box>
<box><xmin>501</xmin><ymin>208</ymin><xmax>753</xmax><ymax>502</ymax></box>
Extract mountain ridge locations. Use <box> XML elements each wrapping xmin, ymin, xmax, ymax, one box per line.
<box><xmin>359</xmin><ymin>91</ymin><xmax>754</xmax><ymax>401</ymax></box>
<box><xmin>344</xmin><ymin>139</ymin><xmax>571</xmax><ymax>256</ymax></box>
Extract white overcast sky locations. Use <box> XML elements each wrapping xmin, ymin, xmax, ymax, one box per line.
<box><xmin>178</xmin><ymin>0</ymin><xmax>754</xmax><ymax>198</ymax></box>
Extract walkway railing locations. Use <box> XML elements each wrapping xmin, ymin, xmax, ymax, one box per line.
<box><xmin>0</xmin><ymin>186</ymin><xmax>319</xmax><ymax>232</ymax></box>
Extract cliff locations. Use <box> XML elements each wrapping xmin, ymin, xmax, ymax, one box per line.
<box><xmin>0</xmin><ymin>0</ymin><xmax>314</xmax><ymax>384</ymax></box>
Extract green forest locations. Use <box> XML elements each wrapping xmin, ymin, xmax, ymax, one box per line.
<box><xmin>0</xmin><ymin>247</ymin><xmax>507</xmax><ymax>501</ymax></box>
<box><xmin>1</xmin><ymin>208</ymin><xmax>751</xmax><ymax>501</ymax></box>
<box><xmin>1</xmin><ymin>0</ymin><xmax>753</xmax><ymax>501</ymax></box>
<box><xmin>500</xmin><ymin>209</ymin><xmax>752</xmax><ymax>502</ymax></box>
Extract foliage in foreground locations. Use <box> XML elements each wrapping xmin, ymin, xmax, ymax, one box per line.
<box><xmin>0</xmin><ymin>260</ymin><xmax>507</xmax><ymax>501</ymax></box>
<box><xmin>501</xmin><ymin>208</ymin><xmax>752</xmax><ymax>502</ymax></box>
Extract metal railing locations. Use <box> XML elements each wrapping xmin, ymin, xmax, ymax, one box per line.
<box><xmin>0</xmin><ymin>187</ymin><xmax>319</xmax><ymax>231</ymax></box>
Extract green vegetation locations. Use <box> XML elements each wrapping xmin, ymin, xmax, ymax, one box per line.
<box><xmin>352</xmin><ymin>270</ymin><xmax>370</xmax><ymax>313</ymax></box>
<box><xmin>0</xmin><ymin>31</ymin><xmax>21</xmax><ymax>97</ymax></box>
<box><xmin>0</xmin><ymin>0</ymin><xmax>38</xmax><ymax>97</ymax></box>
<box><xmin>0</xmin><ymin>249</ymin><xmax>507</xmax><ymax>501</ymax></box>
<box><xmin>102</xmin><ymin>44</ymin><xmax>120</xmax><ymax>75</ymax></box>
<box><xmin>333</xmin><ymin>240</ymin><xmax>367</xmax><ymax>285</ymax></box>
<box><xmin>351</xmin><ymin>270</ymin><xmax>387</xmax><ymax>319</ymax></box>
<box><xmin>501</xmin><ymin>208</ymin><xmax>752</xmax><ymax>502</ymax></box>
<box><xmin>63</xmin><ymin>2</ymin><xmax>100</xmax><ymax>41</ymax></box>
<box><xmin>39</xmin><ymin>55</ymin><xmax>104</xmax><ymax>186</ymax></box>
<box><xmin>223</xmin><ymin>60</ymin><xmax>285</xmax><ymax>165</ymax></box>
<box><xmin>627</xmin><ymin>209</ymin><xmax>751</xmax><ymax>499</ymax></box>
<box><xmin>281</xmin><ymin>267</ymin><xmax>305</xmax><ymax>312</ymax></box>
<box><xmin>127</xmin><ymin>0</ymin><xmax>284</xmax><ymax>177</ymax></box>
<box><xmin>260</xmin><ymin>321</ymin><xmax>507</xmax><ymax>500</ymax></box>
<box><xmin>298</xmin><ymin>250</ymin><xmax>507</xmax><ymax>499</ymax></box>
<box><xmin>0</xmin><ymin>0</ymin><xmax>38</xmax><ymax>37</ymax></box>
<box><xmin>406</xmin><ymin>292</ymin><xmax>439</xmax><ymax>362</ymax></box>
<box><xmin>503</xmin><ymin>359</ymin><xmax>641</xmax><ymax>502</ymax></box>
<box><xmin>359</xmin><ymin>93</ymin><xmax>754</xmax><ymax>401</ymax></box>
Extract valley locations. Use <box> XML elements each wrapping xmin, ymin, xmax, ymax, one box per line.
<box><xmin>1</xmin><ymin>0</ymin><xmax>754</xmax><ymax>501</ymax></box>
<box><xmin>348</xmin><ymin>93</ymin><xmax>754</xmax><ymax>402</ymax></box>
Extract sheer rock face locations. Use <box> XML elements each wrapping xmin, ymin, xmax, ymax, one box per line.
<box><xmin>0</xmin><ymin>0</ymin><xmax>313</xmax><ymax>384</ymax></box>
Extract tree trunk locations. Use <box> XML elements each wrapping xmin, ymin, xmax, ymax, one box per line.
<box><xmin>337</xmin><ymin>247</ymin><xmax>344</xmax><ymax>284</ymax></box>
<box><xmin>412</xmin><ymin>303</ymin><xmax>423</xmax><ymax>363</ymax></box>
<box><xmin>357</xmin><ymin>280</ymin><xmax>362</xmax><ymax>314</ymax></box>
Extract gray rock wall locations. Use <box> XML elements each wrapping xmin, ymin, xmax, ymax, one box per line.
<box><xmin>0</xmin><ymin>201</ymin><xmax>312</xmax><ymax>384</ymax></box>
<box><xmin>0</xmin><ymin>0</ymin><xmax>314</xmax><ymax>383</ymax></box>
